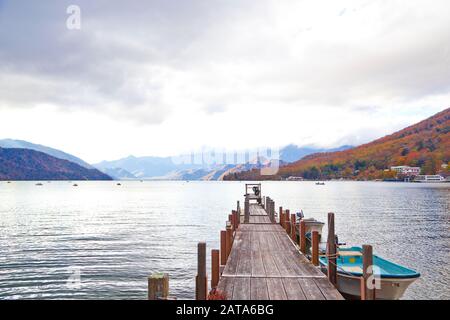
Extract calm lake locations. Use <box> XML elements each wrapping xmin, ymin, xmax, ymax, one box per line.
<box><xmin>0</xmin><ymin>181</ymin><xmax>448</xmax><ymax>300</ymax></box>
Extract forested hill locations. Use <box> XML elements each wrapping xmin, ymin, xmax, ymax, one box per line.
<box><xmin>0</xmin><ymin>147</ymin><xmax>112</xmax><ymax>180</ymax></box>
<box><xmin>224</xmin><ymin>108</ymin><xmax>450</xmax><ymax>180</ymax></box>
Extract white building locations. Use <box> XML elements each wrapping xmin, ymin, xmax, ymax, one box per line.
<box><xmin>390</xmin><ymin>166</ymin><xmax>421</xmax><ymax>176</ymax></box>
<box><xmin>414</xmin><ymin>175</ymin><xmax>445</xmax><ymax>183</ymax></box>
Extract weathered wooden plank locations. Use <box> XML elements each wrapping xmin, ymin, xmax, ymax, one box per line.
<box><xmin>217</xmin><ymin>276</ymin><xmax>234</xmax><ymax>300</ymax></box>
<box><xmin>297</xmin><ymin>278</ymin><xmax>325</xmax><ymax>300</ymax></box>
<box><xmin>236</xmin><ymin>233</ymin><xmax>252</xmax><ymax>276</ymax></box>
<box><xmin>251</xmin><ymin>233</ymin><xmax>266</xmax><ymax>277</ymax></box>
<box><xmin>250</xmin><ymin>278</ymin><xmax>269</xmax><ymax>300</ymax></box>
<box><xmin>267</xmin><ymin>278</ymin><xmax>287</xmax><ymax>300</ymax></box>
<box><xmin>314</xmin><ymin>278</ymin><xmax>344</xmax><ymax>300</ymax></box>
<box><xmin>282</xmin><ymin>278</ymin><xmax>307</xmax><ymax>300</ymax></box>
<box><xmin>232</xmin><ymin>277</ymin><xmax>251</xmax><ymax>300</ymax></box>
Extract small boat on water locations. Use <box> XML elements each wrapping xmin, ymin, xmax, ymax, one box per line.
<box><xmin>315</xmin><ymin>181</ymin><xmax>325</xmax><ymax>185</ymax></box>
<box><xmin>319</xmin><ymin>246</ymin><xmax>420</xmax><ymax>300</ymax></box>
<box><xmin>35</xmin><ymin>183</ymin><xmax>43</xmax><ymax>186</ymax></box>
<box><xmin>117</xmin><ymin>183</ymin><xmax>121</xmax><ymax>186</ymax></box>
<box><xmin>73</xmin><ymin>184</ymin><xmax>78</xmax><ymax>187</ymax></box>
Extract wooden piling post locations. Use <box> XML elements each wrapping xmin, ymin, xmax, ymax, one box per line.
<box><xmin>226</xmin><ymin>222</ymin><xmax>232</xmax><ymax>259</ymax></box>
<box><xmin>311</xmin><ymin>231</ymin><xmax>319</xmax><ymax>266</ymax></box>
<box><xmin>148</xmin><ymin>273</ymin><xmax>169</xmax><ymax>300</ymax></box>
<box><xmin>244</xmin><ymin>198</ymin><xmax>249</xmax><ymax>223</ymax></box>
<box><xmin>362</xmin><ymin>244</ymin><xmax>375</xmax><ymax>300</ymax></box>
<box><xmin>220</xmin><ymin>230</ymin><xmax>226</xmax><ymax>265</ymax></box>
<box><xmin>327</xmin><ymin>212</ymin><xmax>337</xmax><ymax>286</ymax></box>
<box><xmin>271</xmin><ymin>200</ymin><xmax>275</xmax><ymax>223</ymax></box>
<box><xmin>228</xmin><ymin>214</ymin><xmax>234</xmax><ymax>230</ymax></box>
<box><xmin>196</xmin><ymin>242</ymin><xmax>207</xmax><ymax>300</ymax></box>
<box><xmin>211</xmin><ymin>249</ymin><xmax>219</xmax><ymax>289</ymax></box>
<box><xmin>299</xmin><ymin>220</ymin><xmax>306</xmax><ymax>253</ymax></box>
<box><xmin>279</xmin><ymin>206</ymin><xmax>283</xmax><ymax>226</ymax></box>
<box><xmin>285</xmin><ymin>209</ymin><xmax>290</xmax><ymax>233</ymax></box>
<box><xmin>290</xmin><ymin>213</ymin><xmax>296</xmax><ymax>241</ymax></box>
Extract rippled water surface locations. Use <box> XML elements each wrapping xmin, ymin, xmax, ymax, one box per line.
<box><xmin>0</xmin><ymin>181</ymin><xmax>448</xmax><ymax>299</ymax></box>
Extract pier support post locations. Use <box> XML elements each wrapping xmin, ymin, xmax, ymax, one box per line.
<box><xmin>244</xmin><ymin>198</ymin><xmax>250</xmax><ymax>223</ymax></box>
<box><xmin>226</xmin><ymin>222</ymin><xmax>232</xmax><ymax>259</ymax></box>
<box><xmin>290</xmin><ymin>214</ymin><xmax>296</xmax><ymax>241</ymax></box>
<box><xmin>233</xmin><ymin>209</ymin><xmax>239</xmax><ymax>228</ymax></box>
<box><xmin>285</xmin><ymin>209</ymin><xmax>290</xmax><ymax>234</ymax></box>
<box><xmin>299</xmin><ymin>220</ymin><xmax>306</xmax><ymax>253</ymax></box>
<box><xmin>267</xmin><ymin>199</ymin><xmax>272</xmax><ymax>222</ymax></box>
<box><xmin>220</xmin><ymin>230</ymin><xmax>226</xmax><ymax>265</ymax></box>
<box><xmin>196</xmin><ymin>242</ymin><xmax>207</xmax><ymax>300</ymax></box>
<box><xmin>272</xmin><ymin>201</ymin><xmax>275</xmax><ymax>222</ymax></box>
<box><xmin>312</xmin><ymin>231</ymin><xmax>319</xmax><ymax>266</ymax></box>
<box><xmin>237</xmin><ymin>201</ymin><xmax>241</xmax><ymax>223</ymax></box>
<box><xmin>148</xmin><ymin>273</ymin><xmax>169</xmax><ymax>300</ymax></box>
<box><xmin>211</xmin><ymin>249</ymin><xmax>220</xmax><ymax>289</ymax></box>
<box><xmin>327</xmin><ymin>212</ymin><xmax>337</xmax><ymax>286</ymax></box>
<box><xmin>279</xmin><ymin>206</ymin><xmax>283</xmax><ymax>226</ymax></box>
<box><xmin>362</xmin><ymin>244</ymin><xmax>375</xmax><ymax>300</ymax></box>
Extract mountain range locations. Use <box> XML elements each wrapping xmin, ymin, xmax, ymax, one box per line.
<box><xmin>0</xmin><ymin>138</ymin><xmax>352</xmax><ymax>181</ymax></box>
<box><xmin>0</xmin><ymin>147</ymin><xmax>111</xmax><ymax>181</ymax></box>
<box><xmin>94</xmin><ymin>145</ymin><xmax>352</xmax><ymax>180</ymax></box>
<box><xmin>0</xmin><ymin>139</ymin><xmax>92</xmax><ymax>169</ymax></box>
<box><xmin>225</xmin><ymin>108</ymin><xmax>450</xmax><ymax>180</ymax></box>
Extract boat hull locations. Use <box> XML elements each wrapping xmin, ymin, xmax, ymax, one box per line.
<box><xmin>320</xmin><ymin>267</ymin><xmax>418</xmax><ymax>300</ymax></box>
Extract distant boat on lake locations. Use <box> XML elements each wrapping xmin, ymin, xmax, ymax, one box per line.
<box><xmin>35</xmin><ymin>183</ymin><xmax>43</xmax><ymax>186</ymax></box>
<box><xmin>316</xmin><ymin>181</ymin><xmax>325</xmax><ymax>185</ymax></box>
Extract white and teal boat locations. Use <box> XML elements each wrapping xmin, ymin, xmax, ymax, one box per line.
<box><xmin>319</xmin><ymin>247</ymin><xmax>420</xmax><ymax>300</ymax></box>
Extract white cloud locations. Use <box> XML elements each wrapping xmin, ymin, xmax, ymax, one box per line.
<box><xmin>0</xmin><ymin>0</ymin><xmax>449</xmax><ymax>162</ymax></box>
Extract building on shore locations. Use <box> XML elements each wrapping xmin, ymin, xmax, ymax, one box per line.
<box><xmin>286</xmin><ymin>176</ymin><xmax>304</xmax><ymax>181</ymax></box>
<box><xmin>390</xmin><ymin>166</ymin><xmax>421</xmax><ymax>176</ymax></box>
<box><xmin>413</xmin><ymin>175</ymin><xmax>446</xmax><ymax>183</ymax></box>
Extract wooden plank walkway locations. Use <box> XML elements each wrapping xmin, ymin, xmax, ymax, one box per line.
<box><xmin>217</xmin><ymin>204</ymin><xmax>343</xmax><ymax>300</ymax></box>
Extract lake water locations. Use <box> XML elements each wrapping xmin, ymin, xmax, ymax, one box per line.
<box><xmin>0</xmin><ymin>181</ymin><xmax>448</xmax><ymax>300</ymax></box>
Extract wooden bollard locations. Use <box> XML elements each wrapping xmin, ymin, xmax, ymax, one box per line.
<box><xmin>327</xmin><ymin>212</ymin><xmax>337</xmax><ymax>286</ymax></box>
<box><xmin>220</xmin><ymin>230</ymin><xmax>226</xmax><ymax>265</ymax></box>
<box><xmin>244</xmin><ymin>198</ymin><xmax>249</xmax><ymax>223</ymax></box>
<box><xmin>196</xmin><ymin>242</ymin><xmax>207</xmax><ymax>300</ymax></box>
<box><xmin>290</xmin><ymin>213</ymin><xmax>296</xmax><ymax>241</ymax></box>
<box><xmin>311</xmin><ymin>231</ymin><xmax>319</xmax><ymax>266</ymax></box>
<box><xmin>279</xmin><ymin>206</ymin><xmax>283</xmax><ymax>226</ymax></box>
<box><xmin>228</xmin><ymin>214</ymin><xmax>234</xmax><ymax>230</ymax></box>
<box><xmin>362</xmin><ymin>244</ymin><xmax>375</xmax><ymax>300</ymax></box>
<box><xmin>233</xmin><ymin>210</ymin><xmax>237</xmax><ymax>228</ymax></box>
<box><xmin>285</xmin><ymin>209</ymin><xmax>290</xmax><ymax>233</ymax></box>
<box><xmin>148</xmin><ymin>273</ymin><xmax>169</xmax><ymax>300</ymax></box>
<box><xmin>226</xmin><ymin>222</ymin><xmax>232</xmax><ymax>259</ymax></box>
<box><xmin>299</xmin><ymin>220</ymin><xmax>306</xmax><ymax>253</ymax></box>
<box><xmin>211</xmin><ymin>249</ymin><xmax>220</xmax><ymax>289</ymax></box>
<box><xmin>271</xmin><ymin>200</ymin><xmax>275</xmax><ymax>223</ymax></box>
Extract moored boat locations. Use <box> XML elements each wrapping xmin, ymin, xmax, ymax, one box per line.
<box><xmin>319</xmin><ymin>246</ymin><xmax>420</xmax><ymax>299</ymax></box>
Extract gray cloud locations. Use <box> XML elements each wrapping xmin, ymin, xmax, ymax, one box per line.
<box><xmin>0</xmin><ymin>0</ymin><xmax>450</xmax><ymax>126</ymax></box>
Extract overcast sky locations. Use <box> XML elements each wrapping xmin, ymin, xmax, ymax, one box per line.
<box><xmin>0</xmin><ymin>0</ymin><xmax>449</xmax><ymax>163</ymax></box>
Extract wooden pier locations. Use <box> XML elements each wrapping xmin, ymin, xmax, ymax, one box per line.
<box><xmin>194</xmin><ymin>184</ymin><xmax>344</xmax><ymax>300</ymax></box>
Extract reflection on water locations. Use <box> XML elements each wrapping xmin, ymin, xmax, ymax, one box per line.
<box><xmin>0</xmin><ymin>181</ymin><xmax>448</xmax><ymax>299</ymax></box>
